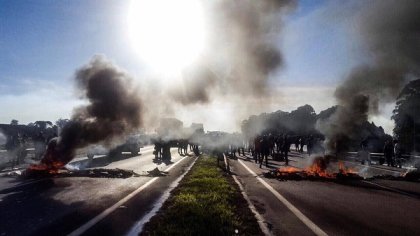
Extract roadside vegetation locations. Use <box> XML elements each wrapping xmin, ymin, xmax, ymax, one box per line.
<box><xmin>141</xmin><ymin>156</ymin><xmax>262</xmax><ymax>236</ymax></box>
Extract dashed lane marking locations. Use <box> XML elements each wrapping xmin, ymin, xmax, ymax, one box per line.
<box><xmin>126</xmin><ymin>156</ymin><xmax>198</xmax><ymax>236</ymax></box>
<box><xmin>238</xmin><ymin>159</ymin><xmax>328</xmax><ymax>236</ymax></box>
<box><xmin>232</xmin><ymin>174</ymin><xmax>272</xmax><ymax>235</ymax></box>
<box><xmin>226</xmin><ymin>155</ymin><xmax>271</xmax><ymax>235</ymax></box>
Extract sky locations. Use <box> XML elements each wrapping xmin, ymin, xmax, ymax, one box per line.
<box><xmin>0</xmin><ymin>0</ymin><xmax>396</xmax><ymax>133</ymax></box>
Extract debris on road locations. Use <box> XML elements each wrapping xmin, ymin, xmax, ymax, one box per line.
<box><xmin>146</xmin><ymin>167</ymin><xmax>168</xmax><ymax>177</ymax></box>
<box><xmin>264</xmin><ymin>157</ymin><xmax>364</xmax><ymax>181</ymax></box>
<box><xmin>264</xmin><ymin>168</ymin><xmax>364</xmax><ymax>181</ymax></box>
<box><xmin>21</xmin><ymin>168</ymin><xmax>140</xmax><ymax>179</ymax></box>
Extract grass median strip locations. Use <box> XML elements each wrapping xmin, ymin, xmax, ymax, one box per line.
<box><xmin>140</xmin><ymin>156</ymin><xmax>263</xmax><ymax>236</ymax></box>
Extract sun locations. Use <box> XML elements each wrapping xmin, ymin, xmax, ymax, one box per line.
<box><xmin>127</xmin><ymin>0</ymin><xmax>207</xmax><ymax>74</ymax></box>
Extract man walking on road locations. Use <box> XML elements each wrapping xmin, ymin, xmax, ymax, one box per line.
<box><xmin>282</xmin><ymin>135</ymin><xmax>291</xmax><ymax>165</ymax></box>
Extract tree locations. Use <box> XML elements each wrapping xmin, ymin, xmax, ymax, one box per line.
<box><xmin>10</xmin><ymin>119</ymin><xmax>18</xmax><ymax>125</ymax></box>
<box><xmin>392</xmin><ymin>79</ymin><xmax>420</xmax><ymax>153</ymax></box>
<box><xmin>55</xmin><ymin>118</ymin><xmax>70</xmax><ymax>129</ymax></box>
<box><xmin>34</xmin><ymin>121</ymin><xmax>53</xmax><ymax>130</ymax></box>
<box><xmin>289</xmin><ymin>104</ymin><xmax>317</xmax><ymax>135</ymax></box>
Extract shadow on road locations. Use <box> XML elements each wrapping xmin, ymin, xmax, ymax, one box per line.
<box><xmin>0</xmin><ymin>178</ymin><xmax>94</xmax><ymax>236</ymax></box>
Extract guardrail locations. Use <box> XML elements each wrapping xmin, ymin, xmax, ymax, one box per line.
<box><xmin>345</xmin><ymin>151</ymin><xmax>420</xmax><ymax>169</ymax></box>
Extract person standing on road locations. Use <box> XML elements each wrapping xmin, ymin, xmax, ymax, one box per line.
<box><xmin>307</xmin><ymin>135</ymin><xmax>314</xmax><ymax>156</ymax></box>
<box><xmin>259</xmin><ymin>136</ymin><xmax>269</xmax><ymax>168</ymax></box>
<box><xmin>393</xmin><ymin>139</ymin><xmax>402</xmax><ymax>168</ymax></box>
<box><xmin>282</xmin><ymin>135</ymin><xmax>291</xmax><ymax>165</ymax></box>
<box><xmin>383</xmin><ymin>140</ymin><xmax>394</xmax><ymax>166</ymax></box>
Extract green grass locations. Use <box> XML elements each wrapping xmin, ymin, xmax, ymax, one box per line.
<box><xmin>141</xmin><ymin>156</ymin><xmax>262</xmax><ymax>236</ymax></box>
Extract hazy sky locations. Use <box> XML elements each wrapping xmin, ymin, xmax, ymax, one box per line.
<box><xmin>0</xmin><ymin>0</ymin><xmax>395</xmax><ymax>133</ymax></box>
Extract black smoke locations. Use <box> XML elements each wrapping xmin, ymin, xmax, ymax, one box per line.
<box><xmin>37</xmin><ymin>56</ymin><xmax>143</xmax><ymax>169</ymax></box>
<box><xmin>319</xmin><ymin>0</ymin><xmax>420</xmax><ymax>151</ymax></box>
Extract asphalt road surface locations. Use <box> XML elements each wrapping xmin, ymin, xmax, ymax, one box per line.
<box><xmin>0</xmin><ymin>146</ymin><xmax>196</xmax><ymax>236</ymax></box>
<box><xmin>229</xmin><ymin>151</ymin><xmax>420</xmax><ymax>236</ymax></box>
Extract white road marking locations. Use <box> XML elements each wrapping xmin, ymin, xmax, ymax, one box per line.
<box><xmin>226</xmin><ymin>155</ymin><xmax>271</xmax><ymax>235</ymax></box>
<box><xmin>126</xmin><ymin>156</ymin><xmax>197</xmax><ymax>236</ymax></box>
<box><xmin>232</xmin><ymin>174</ymin><xmax>272</xmax><ymax>236</ymax></box>
<box><xmin>238</xmin><ymin>160</ymin><xmax>328</xmax><ymax>236</ymax></box>
<box><xmin>68</xmin><ymin>156</ymin><xmax>188</xmax><ymax>236</ymax></box>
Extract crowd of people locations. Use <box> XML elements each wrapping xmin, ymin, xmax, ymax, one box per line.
<box><xmin>213</xmin><ymin>134</ymin><xmax>324</xmax><ymax>168</ymax></box>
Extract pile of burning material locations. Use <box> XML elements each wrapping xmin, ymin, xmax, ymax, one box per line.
<box><xmin>25</xmin><ymin>57</ymin><xmax>144</xmax><ymax>176</ymax></box>
<box><xmin>23</xmin><ymin>168</ymin><xmax>140</xmax><ymax>179</ymax></box>
<box><xmin>264</xmin><ymin>157</ymin><xmax>363</xmax><ymax>181</ymax></box>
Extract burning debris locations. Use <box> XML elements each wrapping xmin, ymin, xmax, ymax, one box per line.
<box><xmin>28</xmin><ymin>56</ymin><xmax>143</xmax><ymax>173</ymax></box>
<box><xmin>265</xmin><ymin>155</ymin><xmax>420</xmax><ymax>182</ymax></box>
<box><xmin>265</xmin><ymin>156</ymin><xmax>363</xmax><ymax>181</ymax></box>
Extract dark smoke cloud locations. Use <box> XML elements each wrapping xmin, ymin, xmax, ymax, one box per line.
<box><xmin>38</xmin><ymin>56</ymin><xmax>143</xmax><ymax>168</ymax></box>
<box><xmin>170</xmin><ymin>64</ymin><xmax>216</xmax><ymax>105</ymax></box>
<box><xmin>319</xmin><ymin>0</ymin><xmax>420</xmax><ymax>150</ymax></box>
<box><xmin>170</xmin><ymin>0</ymin><xmax>296</xmax><ymax>105</ymax></box>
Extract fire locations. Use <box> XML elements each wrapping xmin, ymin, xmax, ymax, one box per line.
<box><xmin>271</xmin><ymin>156</ymin><xmax>360</xmax><ymax>180</ymax></box>
<box><xmin>306</xmin><ymin>157</ymin><xmax>329</xmax><ymax>177</ymax></box>
<box><xmin>338</xmin><ymin>161</ymin><xmax>356</xmax><ymax>175</ymax></box>
<box><xmin>26</xmin><ymin>138</ymin><xmax>69</xmax><ymax>175</ymax></box>
<box><xmin>281</xmin><ymin>166</ymin><xmax>301</xmax><ymax>172</ymax></box>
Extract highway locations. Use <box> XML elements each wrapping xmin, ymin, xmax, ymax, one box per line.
<box><xmin>1</xmin><ymin>147</ymin><xmax>419</xmax><ymax>236</ymax></box>
<box><xmin>0</xmin><ymin>146</ymin><xmax>196</xmax><ymax>236</ymax></box>
<box><xmin>229</xmin><ymin>151</ymin><xmax>420</xmax><ymax>236</ymax></box>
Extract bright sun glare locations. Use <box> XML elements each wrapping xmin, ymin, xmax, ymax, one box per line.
<box><xmin>128</xmin><ymin>0</ymin><xmax>207</xmax><ymax>74</ymax></box>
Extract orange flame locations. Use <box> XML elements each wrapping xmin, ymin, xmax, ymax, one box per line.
<box><xmin>27</xmin><ymin>141</ymin><xmax>67</xmax><ymax>174</ymax></box>
<box><xmin>276</xmin><ymin>158</ymin><xmax>358</xmax><ymax>179</ymax></box>
<box><xmin>338</xmin><ymin>161</ymin><xmax>357</xmax><ymax>174</ymax></box>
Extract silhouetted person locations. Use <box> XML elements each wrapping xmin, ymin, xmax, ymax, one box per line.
<box><xmin>383</xmin><ymin>140</ymin><xmax>394</xmax><ymax>167</ymax></box>
<box><xmin>154</xmin><ymin>140</ymin><xmax>162</xmax><ymax>160</ymax></box>
<box><xmin>281</xmin><ymin>135</ymin><xmax>291</xmax><ymax>165</ymax></box>
<box><xmin>295</xmin><ymin>137</ymin><xmax>300</xmax><ymax>152</ymax></box>
<box><xmin>34</xmin><ymin>132</ymin><xmax>46</xmax><ymax>160</ymax></box>
<box><xmin>359</xmin><ymin>139</ymin><xmax>371</xmax><ymax>165</ymax></box>
<box><xmin>299</xmin><ymin>137</ymin><xmax>304</xmax><ymax>153</ymax></box>
<box><xmin>254</xmin><ymin>137</ymin><xmax>261</xmax><ymax>163</ymax></box>
<box><xmin>394</xmin><ymin>139</ymin><xmax>402</xmax><ymax>168</ymax></box>
<box><xmin>259</xmin><ymin>136</ymin><xmax>269</xmax><ymax>168</ymax></box>
<box><xmin>275</xmin><ymin>134</ymin><xmax>283</xmax><ymax>154</ymax></box>
<box><xmin>307</xmin><ymin>135</ymin><xmax>314</xmax><ymax>156</ymax></box>
<box><xmin>162</xmin><ymin>142</ymin><xmax>171</xmax><ymax>163</ymax></box>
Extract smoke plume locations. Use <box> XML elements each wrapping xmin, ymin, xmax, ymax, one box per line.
<box><xmin>319</xmin><ymin>0</ymin><xmax>420</xmax><ymax>151</ymax></box>
<box><xmin>169</xmin><ymin>0</ymin><xmax>296</xmax><ymax>106</ymax></box>
<box><xmin>35</xmin><ymin>56</ymin><xmax>143</xmax><ymax>169</ymax></box>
